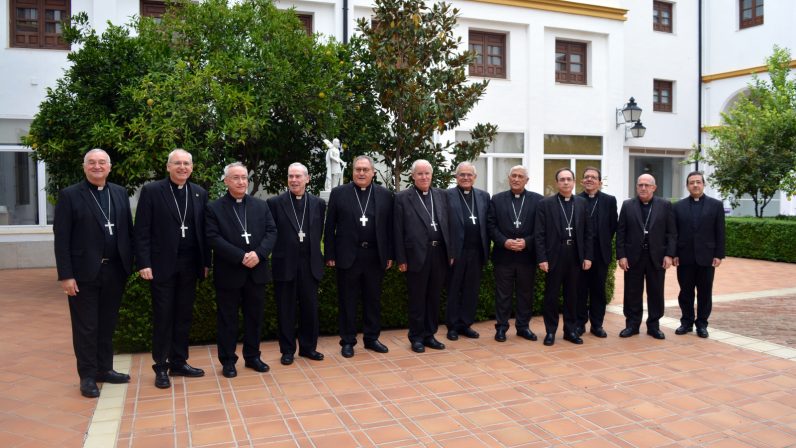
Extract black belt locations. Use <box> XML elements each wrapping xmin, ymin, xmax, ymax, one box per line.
<box><xmin>430</xmin><ymin>240</ymin><xmax>442</xmax><ymax>247</ymax></box>
<box><xmin>358</xmin><ymin>241</ymin><xmax>374</xmax><ymax>249</ymax></box>
<box><xmin>100</xmin><ymin>258</ymin><xmax>117</xmax><ymax>264</ymax></box>
<box><xmin>564</xmin><ymin>239</ymin><xmax>575</xmax><ymax>246</ymax></box>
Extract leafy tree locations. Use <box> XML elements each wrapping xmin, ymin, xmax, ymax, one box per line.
<box><xmin>26</xmin><ymin>0</ymin><xmax>352</xmax><ymax>196</ymax></box>
<box><xmin>707</xmin><ymin>46</ymin><xmax>796</xmax><ymax>217</ymax></box>
<box><xmin>346</xmin><ymin>0</ymin><xmax>496</xmax><ymax>190</ymax></box>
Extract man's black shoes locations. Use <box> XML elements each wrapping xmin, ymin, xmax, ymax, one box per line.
<box><xmin>169</xmin><ymin>363</ymin><xmax>205</xmax><ymax>377</ymax></box>
<box><xmin>543</xmin><ymin>333</ymin><xmax>555</xmax><ymax>346</ymax></box>
<box><xmin>155</xmin><ymin>370</ymin><xmax>171</xmax><ymax>389</ymax></box>
<box><xmin>590</xmin><ymin>327</ymin><xmax>608</xmax><ymax>338</ymax></box>
<box><xmin>341</xmin><ymin>344</ymin><xmax>355</xmax><ymax>358</ymax></box>
<box><xmin>245</xmin><ymin>358</ymin><xmax>270</xmax><ymax>372</ymax></box>
<box><xmin>364</xmin><ymin>340</ymin><xmax>389</xmax><ymax>353</ymax></box>
<box><xmin>494</xmin><ymin>329</ymin><xmax>507</xmax><ymax>342</ymax></box>
<box><xmin>696</xmin><ymin>327</ymin><xmax>709</xmax><ymax>338</ymax></box>
<box><xmin>423</xmin><ymin>337</ymin><xmax>445</xmax><ymax>350</ymax></box>
<box><xmin>647</xmin><ymin>329</ymin><xmax>666</xmax><ymax>340</ymax></box>
<box><xmin>222</xmin><ymin>364</ymin><xmax>237</xmax><ymax>378</ymax></box>
<box><xmin>619</xmin><ymin>328</ymin><xmax>640</xmax><ymax>338</ymax></box>
<box><xmin>517</xmin><ymin>328</ymin><xmax>538</xmax><ymax>341</ymax></box>
<box><xmin>576</xmin><ymin>326</ymin><xmax>586</xmax><ymax>337</ymax></box>
<box><xmin>675</xmin><ymin>325</ymin><xmax>693</xmax><ymax>335</ymax></box>
<box><xmin>411</xmin><ymin>341</ymin><xmax>425</xmax><ymax>353</ymax></box>
<box><xmin>299</xmin><ymin>350</ymin><xmax>325</xmax><ymax>361</ymax></box>
<box><xmin>280</xmin><ymin>354</ymin><xmax>294</xmax><ymax>365</ymax></box>
<box><xmin>460</xmin><ymin>328</ymin><xmax>480</xmax><ymax>339</ymax></box>
<box><xmin>80</xmin><ymin>378</ymin><xmax>100</xmax><ymax>398</ymax></box>
<box><xmin>563</xmin><ymin>332</ymin><xmax>583</xmax><ymax>345</ymax></box>
<box><xmin>446</xmin><ymin>330</ymin><xmax>459</xmax><ymax>341</ymax></box>
<box><xmin>95</xmin><ymin>370</ymin><xmax>130</xmax><ymax>384</ymax></box>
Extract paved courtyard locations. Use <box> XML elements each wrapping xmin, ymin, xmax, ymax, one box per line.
<box><xmin>1</xmin><ymin>257</ymin><xmax>795</xmax><ymax>448</ymax></box>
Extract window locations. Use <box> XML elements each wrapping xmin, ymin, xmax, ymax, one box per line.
<box><xmin>457</xmin><ymin>132</ymin><xmax>523</xmax><ymax>195</ymax></box>
<box><xmin>140</xmin><ymin>0</ymin><xmax>166</xmax><ymax>20</ymax></box>
<box><xmin>653</xmin><ymin>80</ymin><xmax>673</xmax><ymax>112</ymax></box>
<box><xmin>740</xmin><ymin>0</ymin><xmax>764</xmax><ymax>29</ymax></box>
<box><xmin>543</xmin><ymin>135</ymin><xmax>602</xmax><ymax>196</ymax></box>
<box><xmin>469</xmin><ymin>31</ymin><xmax>506</xmax><ymax>79</ymax></box>
<box><xmin>297</xmin><ymin>14</ymin><xmax>313</xmax><ymax>36</ymax></box>
<box><xmin>653</xmin><ymin>1</ymin><xmax>673</xmax><ymax>33</ymax></box>
<box><xmin>0</xmin><ymin>150</ymin><xmax>41</xmax><ymax>225</ymax></box>
<box><xmin>555</xmin><ymin>40</ymin><xmax>587</xmax><ymax>85</ymax></box>
<box><xmin>11</xmin><ymin>0</ymin><xmax>70</xmax><ymax>50</ymax></box>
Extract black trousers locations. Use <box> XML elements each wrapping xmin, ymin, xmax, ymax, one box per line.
<box><xmin>577</xmin><ymin>258</ymin><xmax>609</xmax><ymax>329</ymax></box>
<box><xmin>215</xmin><ymin>276</ymin><xmax>265</xmax><ymax>366</ymax></box>
<box><xmin>493</xmin><ymin>261</ymin><xmax>535</xmax><ymax>331</ymax></box>
<box><xmin>337</xmin><ymin>247</ymin><xmax>385</xmax><ymax>346</ymax></box>
<box><xmin>623</xmin><ymin>254</ymin><xmax>665</xmax><ymax>330</ymax></box>
<box><xmin>274</xmin><ymin>257</ymin><xmax>320</xmax><ymax>354</ymax></box>
<box><xmin>405</xmin><ymin>244</ymin><xmax>447</xmax><ymax>343</ymax></box>
<box><xmin>677</xmin><ymin>264</ymin><xmax>715</xmax><ymax>329</ymax></box>
<box><xmin>150</xmin><ymin>257</ymin><xmax>198</xmax><ymax>368</ymax></box>
<box><xmin>542</xmin><ymin>245</ymin><xmax>580</xmax><ymax>335</ymax></box>
<box><xmin>68</xmin><ymin>261</ymin><xmax>126</xmax><ymax>380</ymax></box>
<box><xmin>446</xmin><ymin>248</ymin><xmax>484</xmax><ymax>332</ymax></box>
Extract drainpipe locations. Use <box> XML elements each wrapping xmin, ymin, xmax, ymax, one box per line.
<box><xmin>343</xmin><ymin>0</ymin><xmax>349</xmax><ymax>44</ymax></box>
<box><xmin>696</xmin><ymin>0</ymin><xmax>702</xmax><ymax>172</ymax></box>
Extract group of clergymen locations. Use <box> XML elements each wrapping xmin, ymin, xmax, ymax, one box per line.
<box><xmin>54</xmin><ymin>148</ymin><xmax>725</xmax><ymax>399</ymax></box>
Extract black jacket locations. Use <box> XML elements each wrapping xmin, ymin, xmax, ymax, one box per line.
<box><xmin>578</xmin><ymin>190</ymin><xmax>618</xmax><ymax>265</ymax></box>
<box><xmin>446</xmin><ymin>187</ymin><xmax>490</xmax><ymax>262</ymax></box>
<box><xmin>616</xmin><ymin>196</ymin><xmax>677</xmax><ymax>268</ymax></box>
<box><xmin>534</xmin><ymin>194</ymin><xmax>594</xmax><ymax>270</ymax></box>
<box><xmin>673</xmin><ymin>195</ymin><xmax>726</xmax><ymax>266</ymax></box>
<box><xmin>267</xmin><ymin>191</ymin><xmax>326</xmax><ymax>282</ymax></box>
<box><xmin>394</xmin><ymin>186</ymin><xmax>453</xmax><ymax>272</ymax></box>
<box><xmin>487</xmin><ymin>189</ymin><xmax>543</xmax><ymax>265</ymax></box>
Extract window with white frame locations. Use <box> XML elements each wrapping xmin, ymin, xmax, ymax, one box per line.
<box><xmin>456</xmin><ymin>132</ymin><xmax>524</xmax><ymax>195</ymax></box>
<box><xmin>543</xmin><ymin>135</ymin><xmax>602</xmax><ymax>196</ymax></box>
<box><xmin>0</xmin><ymin>148</ymin><xmax>51</xmax><ymax>225</ymax></box>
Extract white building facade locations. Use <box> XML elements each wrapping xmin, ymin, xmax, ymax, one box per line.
<box><xmin>0</xmin><ymin>0</ymin><xmax>793</xmax><ymax>268</ymax></box>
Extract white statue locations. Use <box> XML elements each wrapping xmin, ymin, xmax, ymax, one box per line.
<box><xmin>324</xmin><ymin>138</ymin><xmax>346</xmax><ymax>191</ymax></box>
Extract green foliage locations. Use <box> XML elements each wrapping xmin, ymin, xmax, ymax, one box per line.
<box><xmin>706</xmin><ymin>46</ymin><xmax>796</xmax><ymax>217</ymax></box>
<box><xmin>114</xmin><ymin>259</ymin><xmax>616</xmax><ymax>353</ymax></box>
<box><xmin>26</xmin><ymin>0</ymin><xmax>353</xmax><ymax>196</ymax></box>
<box><xmin>725</xmin><ymin>217</ymin><xmax>796</xmax><ymax>262</ymax></box>
<box><xmin>347</xmin><ymin>0</ymin><xmax>497</xmax><ymax>190</ymax></box>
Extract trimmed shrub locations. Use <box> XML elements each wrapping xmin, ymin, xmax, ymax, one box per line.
<box><xmin>115</xmin><ymin>258</ymin><xmax>616</xmax><ymax>353</ymax></box>
<box><xmin>725</xmin><ymin>217</ymin><xmax>796</xmax><ymax>263</ymax></box>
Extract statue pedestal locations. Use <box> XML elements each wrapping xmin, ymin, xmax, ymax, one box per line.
<box><xmin>319</xmin><ymin>190</ymin><xmax>331</xmax><ymax>202</ymax></box>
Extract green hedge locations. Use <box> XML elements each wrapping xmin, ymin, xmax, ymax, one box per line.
<box><xmin>725</xmin><ymin>217</ymin><xmax>796</xmax><ymax>262</ymax></box>
<box><xmin>115</xmin><ymin>259</ymin><xmax>616</xmax><ymax>353</ymax></box>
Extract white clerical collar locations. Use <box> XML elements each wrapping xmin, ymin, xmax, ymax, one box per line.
<box><xmin>97</xmin><ymin>186</ymin><xmax>104</xmax><ymax>191</ymax></box>
<box><xmin>692</xmin><ymin>195</ymin><xmax>701</xmax><ymax>201</ymax></box>
<box><xmin>462</xmin><ymin>189</ymin><xmax>471</xmax><ymax>195</ymax></box>
<box><xmin>514</xmin><ymin>194</ymin><xmax>520</xmax><ymax>198</ymax></box>
<box><xmin>294</xmin><ymin>195</ymin><xmax>303</xmax><ymax>200</ymax></box>
<box><xmin>235</xmin><ymin>198</ymin><xmax>243</xmax><ymax>203</ymax></box>
<box><xmin>421</xmin><ymin>190</ymin><xmax>429</xmax><ymax>196</ymax></box>
<box><xmin>588</xmin><ymin>193</ymin><xmax>596</xmax><ymax>198</ymax></box>
<box><xmin>360</xmin><ymin>186</ymin><xmax>368</xmax><ymax>191</ymax></box>
<box><xmin>177</xmin><ymin>184</ymin><xmax>184</xmax><ymax>189</ymax></box>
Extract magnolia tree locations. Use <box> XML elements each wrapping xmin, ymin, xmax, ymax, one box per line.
<box><xmin>345</xmin><ymin>0</ymin><xmax>497</xmax><ymax>190</ymax></box>
<box><xmin>707</xmin><ymin>46</ymin><xmax>796</xmax><ymax>217</ymax></box>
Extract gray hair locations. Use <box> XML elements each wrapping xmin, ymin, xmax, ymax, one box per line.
<box><xmin>410</xmin><ymin>159</ymin><xmax>433</xmax><ymax>175</ymax></box>
<box><xmin>508</xmin><ymin>165</ymin><xmax>527</xmax><ymax>177</ymax></box>
<box><xmin>167</xmin><ymin>148</ymin><xmax>193</xmax><ymax>164</ymax></box>
<box><xmin>83</xmin><ymin>148</ymin><xmax>111</xmax><ymax>165</ymax></box>
<box><xmin>353</xmin><ymin>155</ymin><xmax>375</xmax><ymax>169</ymax></box>
<box><xmin>288</xmin><ymin>162</ymin><xmax>309</xmax><ymax>176</ymax></box>
<box><xmin>638</xmin><ymin>173</ymin><xmax>657</xmax><ymax>186</ymax></box>
<box><xmin>455</xmin><ymin>161</ymin><xmax>477</xmax><ymax>176</ymax></box>
<box><xmin>222</xmin><ymin>161</ymin><xmax>247</xmax><ymax>179</ymax></box>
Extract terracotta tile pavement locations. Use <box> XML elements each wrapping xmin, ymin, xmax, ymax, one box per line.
<box><xmin>0</xmin><ymin>259</ymin><xmax>795</xmax><ymax>447</ymax></box>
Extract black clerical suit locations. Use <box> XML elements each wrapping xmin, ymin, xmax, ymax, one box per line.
<box><xmin>134</xmin><ymin>178</ymin><xmax>210</xmax><ymax>371</ymax></box>
<box><xmin>616</xmin><ymin>196</ymin><xmax>676</xmax><ymax>331</ymax></box>
<box><xmin>535</xmin><ymin>194</ymin><xmax>593</xmax><ymax>336</ymax></box>
<box><xmin>206</xmin><ymin>193</ymin><xmax>277</xmax><ymax>367</ymax></box>
<box><xmin>673</xmin><ymin>194</ymin><xmax>725</xmax><ymax>330</ymax></box>
<box><xmin>487</xmin><ymin>189</ymin><xmax>543</xmax><ymax>332</ymax></box>
<box><xmin>394</xmin><ymin>186</ymin><xmax>453</xmax><ymax>344</ymax></box>
<box><xmin>446</xmin><ymin>187</ymin><xmax>490</xmax><ymax>333</ymax></box>
<box><xmin>54</xmin><ymin>180</ymin><xmax>134</xmax><ymax>380</ymax></box>
<box><xmin>324</xmin><ymin>182</ymin><xmax>394</xmax><ymax>347</ymax></box>
<box><xmin>576</xmin><ymin>191</ymin><xmax>617</xmax><ymax>331</ymax></box>
<box><xmin>267</xmin><ymin>192</ymin><xmax>326</xmax><ymax>356</ymax></box>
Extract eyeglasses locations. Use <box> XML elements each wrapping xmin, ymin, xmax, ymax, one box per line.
<box><xmin>169</xmin><ymin>161</ymin><xmax>193</xmax><ymax>167</ymax></box>
<box><xmin>456</xmin><ymin>173</ymin><xmax>475</xmax><ymax>178</ymax></box>
<box><xmin>227</xmin><ymin>176</ymin><xmax>249</xmax><ymax>182</ymax></box>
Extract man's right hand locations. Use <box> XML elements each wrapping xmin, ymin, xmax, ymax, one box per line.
<box><xmin>618</xmin><ymin>258</ymin><xmax>629</xmax><ymax>271</ymax></box>
<box><xmin>139</xmin><ymin>268</ymin><xmax>153</xmax><ymax>280</ymax></box>
<box><xmin>61</xmin><ymin>279</ymin><xmax>79</xmax><ymax>297</ymax></box>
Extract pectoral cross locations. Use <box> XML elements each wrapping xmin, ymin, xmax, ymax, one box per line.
<box><xmin>180</xmin><ymin>224</ymin><xmax>188</xmax><ymax>238</ymax></box>
<box><xmin>241</xmin><ymin>230</ymin><xmax>251</xmax><ymax>244</ymax></box>
<box><xmin>360</xmin><ymin>215</ymin><xmax>368</xmax><ymax>227</ymax></box>
<box><xmin>469</xmin><ymin>215</ymin><xmax>477</xmax><ymax>224</ymax></box>
<box><xmin>298</xmin><ymin>230</ymin><xmax>306</xmax><ymax>242</ymax></box>
<box><xmin>514</xmin><ymin>219</ymin><xmax>521</xmax><ymax>229</ymax></box>
<box><xmin>430</xmin><ymin>221</ymin><xmax>438</xmax><ymax>231</ymax></box>
<box><xmin>105</xmin><ymin>221</ymin><xmax>115</xmax><ymax>235</ymax></box>
<box><xmin>565</xmin><ymin>225</ymin><xmax>573</xmax><ymax>237</ymax></box>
